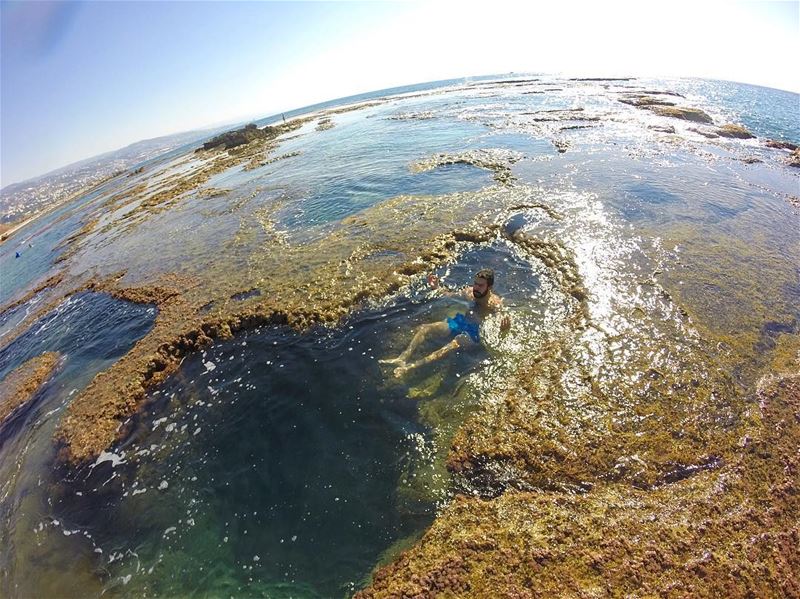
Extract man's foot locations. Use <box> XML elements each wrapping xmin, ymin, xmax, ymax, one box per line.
<box><xmin>379</xmin><ymin>355</ymin><xmax>406</xmax><ymax>365</ymax></box>
<box><xmin>393</xmin><ymin>364</ymin><xmax>410</xmax><ymax>378</ymax></box>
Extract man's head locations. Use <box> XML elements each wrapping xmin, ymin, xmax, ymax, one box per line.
<box><xmin>472</xmin><ymin>268</ymin><xmax>495</xmax><ymax>299</ymax></box>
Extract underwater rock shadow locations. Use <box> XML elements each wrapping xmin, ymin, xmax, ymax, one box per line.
<box><xmin>44</xmin><ymin>306</ymin><xmax>447</xmax><ymax>597</ymax></box>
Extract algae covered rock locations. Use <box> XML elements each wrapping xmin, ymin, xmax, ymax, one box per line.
<box><xmin>0</xmin><ymin>352</ymin><xmax>61</xmax><ymax>425</ymax></box>
<box><xmin>715</xmin><ymin>124</ymin><xmax>755</xmax><ymax>139</ymax></box>
<box><xmin>619</xmin><ymin>93</ymin><xmax>714</xmax><ymax>124</ymax></box>
<box><xmin>357</xmin><ymin>370</ymin><xmax>800</xmax><ymax>598</ymax></box>
<box><xmin>619</xmin><ymin>95</ymin><xmax>676</xmax><ymax>107</ymax></box>
<box><xmin>650</xmin><ymin>105</ymin><xmax>714</xmax><ymax>124</ymax></box>
<box><xmin>765</xmin><ymin>139</ymin><xmax>798</xmax><ymax>151</ymax></box>
<box><xmin>787</xmin><ymin>148</ymin><xmax>800</xmax><ymax>167</ymax></box>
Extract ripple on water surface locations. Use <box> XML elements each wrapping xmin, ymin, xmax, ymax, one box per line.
<box><xmin>12</xmin><ymin>240</ymin><xmax>551</xmax><ymax>598</ymax></box>
<box><xmin>37</xmin><ymin>317</ymin><xmax>436</xmax><ymax>597</ymax></box>
<box><xmin>0</xmin><ymin>293</ymin><xmax>157</xmax><ymax>598</ymax></box>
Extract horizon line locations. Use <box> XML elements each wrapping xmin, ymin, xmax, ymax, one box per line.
<box><xmin>2</xmin><ymin>72</ymin><xmax>798</xmax><ymax>192</ymax></box>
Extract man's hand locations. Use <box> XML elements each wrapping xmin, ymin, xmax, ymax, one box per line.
<box><xmin>427</xmin><ymin>274</ymin><xmax>440</xmax><ymax>289</ymax></box>
<box><xmin>500</xmin><ymin>314</ymin><xmax>511</xmax><ymax>332</ymax></box>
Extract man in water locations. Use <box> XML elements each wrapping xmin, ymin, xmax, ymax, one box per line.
<box><xmin>381</xmin><ymin>268</ymin><xmax>511</xmax><ymax>378</ymax></box>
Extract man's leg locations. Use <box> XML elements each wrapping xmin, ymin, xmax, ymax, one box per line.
<box><xmin>394</xmin><ymin>334</ymin><xmax>467</xmax><ymax>378</ymax></box>
<box><xmin>381</xmin><ymin>321</ymin><xmax>450</xmax><ymax>365</ymax></box>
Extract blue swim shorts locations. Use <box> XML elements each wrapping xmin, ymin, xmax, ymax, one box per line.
<box><xmin>446</xmin><ymin>313</ymin><xmax>480</xmax><ymax>343</ymax></box>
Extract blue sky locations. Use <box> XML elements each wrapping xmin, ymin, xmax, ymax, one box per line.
<box><xmin>1</xmin><ymin>0</ymin><xmax>798</xmax><ymax>187</ymax></box>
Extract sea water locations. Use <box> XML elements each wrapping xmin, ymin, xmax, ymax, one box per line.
<box><xmin>1</xmin><ymin>74</ymin><xmax>798</xmax><ymax>597</ymax></box>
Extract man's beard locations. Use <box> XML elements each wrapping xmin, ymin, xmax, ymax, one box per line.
<box><xmin>473</xmin><ymin>288</ymin><xmax>487</xmax><ymax>299</ymax></box>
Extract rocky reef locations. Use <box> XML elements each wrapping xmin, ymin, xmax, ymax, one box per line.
<box><xmin>199</xmin><ymin>123</ymin><xmax>277</xmax><ymax>151</ymax></box>
<box><xmin>716</xmin><ymin>124</ymin><xmax>755</xmax><ymax>139</ymax></box>
<box><xmin>410</xmin><ymin>149</ymin><xmax>523</xmax><ymax>186</ymax></box>
<box><xmin>316</xmin><ymin>117</ymin><xmax>334</xmax><ymax>131</ymax></box>
<box><xmin>650</xmin><ymin>106</ymin><xmax>714</xmax><ymax>124</ymax></box>
<box><xmin>41</xmin><ymin>179</ymin><xmax>545</xmax><ymax>465</ymax></box>
<box><xmin>766</xmin><ymin>139</ymin><xmax>799</xmax><ymax>151</ymax></box>
<box><xmin>619</xmin><ymin>93</ymin><xmax>714</xmax><ymax>123</ymax></box>
<box><xmin>357</xmin><ymin>364</ymin><xmax>800</xmax><ymax>597</ymax></box>
<box><xmin>0</xmin><ymin>352</ymin><xmax>61</xmax><ymax>425</ymax></box>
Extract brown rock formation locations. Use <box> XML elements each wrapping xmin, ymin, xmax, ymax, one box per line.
<box><xmin>356</xmin><ymin>369</ymin><xmax>800</xmax><ymax>598</ymax></box>
<box><xmin>618</xmin><ymin>95</ymin><xmax>714</xmax><ymax>124</ymax></box>
<box><xmin>49</xmin><ymin>183</ymin><xmax>554</xmax><ymax>466</ymax></box>
<box><xmin>649</xmin><ymin>106</ymin><xmax>714</xmax><ymax>124</ymax></box>
<box><xmin>198</xmin><ymin>123</ymin><xmax>275</xmax><ymax>151</ymax></box>
<box><xmin>765</xmin><ymin>139</ymin><xmax>798</xmax><ymax>151</ymax></box>
<box><xmin>0</xmin><ymin>352</ymin><xmax>61</xmax><ymax>425</ymax></box>
<box><xmin>619</xmin><ymin>95</ymin><xmax>676</xmax><ymax>107</ymax></box>
<box><xmin>787</xmin><ymin>148</ymin><xmax>800</xmax><ymax>168</ymax></box>
<box><xmin>716</xmin><ymin>124</ymin><xmax>755</xmax><ymax>139</ymax></box>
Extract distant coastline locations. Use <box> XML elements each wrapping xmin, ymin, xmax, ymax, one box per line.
<box><xmin>0</xmin><ymin>172</ymin><xmax>117</xmax><ymax>244</ymax></box>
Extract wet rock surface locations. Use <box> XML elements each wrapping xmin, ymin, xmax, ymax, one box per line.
<box><xmin>199</xmin><ymin>123</ymin><xmax>276</xmax><ymax>150</ymax></box>
<box><xmin>618</xmin><ymin>93</ymin><xmax>714</xmax><ymax>123</ymax></box>
<box><xmin>765</xmin><ymin>139</ymin><xmax>799</xmax><ymax>151</ymax></box>
<box><xmin>716</xmin><ymin>124</ymin><xmax>755</xmax><ymax>139</ymax></box>
<box><xmin>410</xmin><ymin>149</ymin><xmax>523</xmax><ymax>186</ymax></box>
<box><xmin>650</xmin><ymin>105</ymin><xmax>714</xmax><ymax>123</ymax></box>
<box><xmin>316</xmin><ymin>117</ymin><xmax>334</xmax><ymax>131</ymax></box>
<box><xmin>357</xmin><ymin>367</ymin><xmax>800</xmax><ymax>598</ymax></box>
<box><xmin>0</xmin><ymin>352</ymin><xmax>61</xmax><ymax>425</ymax></box>
<box><xmin>689</xmin><ymin>127</ymin><xmax>720</xmax><ymax>139</ymax></box>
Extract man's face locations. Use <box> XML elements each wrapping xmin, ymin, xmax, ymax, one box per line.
<box><xmin>472</xmin><ymin>276</ymin><xmax>490</xmax><ymax>299</ymax></box>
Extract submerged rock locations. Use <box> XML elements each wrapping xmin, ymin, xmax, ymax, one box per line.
<box><xmin>316</xmin><ymin>117</ymin><xmax>334</xmax><ymax>131</ymax></box>
<box><xmin>410</xmin><ymin>149</ymin><xmax>523</xmax><ymax>186</ymax></box>
<box><xmin>689</xmin><ymin>127</ymin><xmax>719</xmax><ymax>139</ymax></box>
<box><xmin>49</xmin><ymin>181</ymin><xmax>544</xmax><ymax>465</ymax></box>
<box><xmin>386</xmin><ymin>111</ymin><xmax>435</xmax><ymax>121</ymax></box>
<box><xmin>649</xmin><ymin>124</ymin><xmax>676</xmax><ymax>133</ymax></box>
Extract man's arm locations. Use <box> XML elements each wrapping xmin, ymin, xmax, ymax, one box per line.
<box><xmin>427</xmin><ymin>274</ymin><xmax>469</xmax><ymax>298</ymax></box>
<box><xmin>490</xmin><ymin>295</ymin><xmax>511</xmax><ymax>332</ymax></box>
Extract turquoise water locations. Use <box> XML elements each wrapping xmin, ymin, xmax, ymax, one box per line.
<box><xmin>1</xmin><ymin>75</ymin><xmax>798</xmax><ymax>598</ymax></box>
